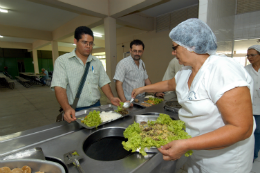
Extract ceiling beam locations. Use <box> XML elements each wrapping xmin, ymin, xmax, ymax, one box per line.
<box><xmin>52</xmin><ymin>15</ymin><xmax>103</xmax><ymax>41</ymax></box>
<box><xmin>0</xmin><ymin>24</ymin><xmax>52</xmax><ymax>41</ymax></box>
<box><xmin>29</xmin><ymin>0</ymin><xmax>108</xmax><ymax>18</ymax></box>
<box><xmin>110</xmin><ymin>0</ymin><xmax>162</xmax><ymax>18</ymax></box>
<box><xmin>0</xmin><ymin>41</ymin><xmax>32</xmax><ymax>49</ymax></box>
<box><xmin>117</xmin><ymin>13</ymin><xmax>154</xmax><ymax>31</ymax></box>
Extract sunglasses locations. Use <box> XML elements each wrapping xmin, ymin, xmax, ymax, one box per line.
<box><xmin>172</xmin><ymin>45</ymin><xmax>179</xmax><ymax>51</ymax></box>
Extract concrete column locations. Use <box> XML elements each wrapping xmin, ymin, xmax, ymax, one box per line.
<box><xmin>51</xmin><ymin>41</ymin><xmax>59</xmax><ymax>66</ymax></box>
<box><xmin>198</xmin><ymin>0</ymin><xmax>236</xmax><ymax>55</ymax></box>
<box><xmin>104</xmin><ymin>17</ymin><xmax>117</xmax><ymax>95</ymax></box>
<box><xmin>32</xmin><ymin>49</ymin><xmax>39</xmax><ymax>73</ymax></box>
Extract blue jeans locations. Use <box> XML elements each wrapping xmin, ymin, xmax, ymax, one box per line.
<box><xmin>40</xmin><ymin>77</ymin><xmax>47</xmax><ymax>85</ymax></box>
<box><xmin>254</xmin><ymin>115</ymin><xmax>260</xmax><ymax>159</ymax></box>
<box><xmin>75</xmin><ymin>100</ymin><xmax>101</xmax><ymax>111</ymax></box>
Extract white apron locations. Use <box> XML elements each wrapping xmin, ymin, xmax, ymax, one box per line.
<box><xmin>175</xmin><ymin>55</ymin><xmax>255</xmax><ymax>173</ymax></box>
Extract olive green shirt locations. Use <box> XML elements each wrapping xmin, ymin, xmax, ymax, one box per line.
<box><xmin>51</xmin><ymin>49</ymin><xmax>110</xmax><ymax>107</ymax></box>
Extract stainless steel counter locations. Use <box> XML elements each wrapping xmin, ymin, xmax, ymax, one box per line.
<box><xmin>0</xmin><ymin>102</ymin><xmax>179</xmax><ymax>173</ymax></box>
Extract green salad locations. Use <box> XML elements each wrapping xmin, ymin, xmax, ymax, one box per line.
<box><xmin>80</xmin><ymin>110</ymin><xmax>102</xmax><ymax>128</ymax></box>
<box><xmin>122</xmin><ymin>114</ymin><xmax>193</xmax><ymax>157</ymax></box>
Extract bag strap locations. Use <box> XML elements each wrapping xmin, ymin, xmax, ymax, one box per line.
<box><xmin>71</xmin><ymin>61</ymin><xmax>91</xmax><ymax>109</ymax></box>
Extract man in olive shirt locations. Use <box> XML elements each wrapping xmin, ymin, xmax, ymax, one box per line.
<box><xmin>51</xmin><ymin>26</ymin><xmax>120</xmax><ymax>123</ymax></box>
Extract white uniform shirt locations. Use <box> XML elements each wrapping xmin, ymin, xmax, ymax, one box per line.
<box><xmin>245</xmin><ymin>64</ymin><xmax>260</xmax><ymax>115</ymax></box>
<box><xmin>113</xmin><ymin>56</ymin><xmax>148</xmax><ymax>100</ymax></box>
<box><xmin>175</xmin><ymin>55</ymin><xmax>255</xmax><ymax>173</ymax></box>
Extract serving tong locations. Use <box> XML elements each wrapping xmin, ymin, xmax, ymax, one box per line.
<box><xmin>64</xmin><ymin>150</ymin><xmax>84</xmax><ymax>173</ymax></box>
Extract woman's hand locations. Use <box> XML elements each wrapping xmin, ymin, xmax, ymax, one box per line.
<box><xmin>157</xmin><ymin>139</ymin><xmax>188</xmax><ymax>161</ymax></box>
<box><xmin>131</xmin><ymin>87</ymin><xmax>144</xmax><ymax>98</ymax></box>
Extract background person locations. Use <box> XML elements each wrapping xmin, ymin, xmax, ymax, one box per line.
<box><xmin>245</xmin><ymin>45</ymin><xmax>260</xmax><ymax>161</ymax></box>
<box><xmin>132</xmin><ymin>18</ymin><xmax>255</xmax><ymax>173</ymax></box>
<box><xmin>51</xmin><ymin>26</ymin><xmax>120</xmax><ymax>123</ymax></box>
<box><xmin>40</xmin><ymin>68</ymin><xmax>49</xmax><ymax>86</ymax></box>
<box><xmin>113</xmin><ymin>39</ymin><xmax>163</xmax><ymax>104</ymax></box>
<box><xmin>162</xmin><ymin>57</ymin><xmax>183</xmax><ymax>101</ymax></box>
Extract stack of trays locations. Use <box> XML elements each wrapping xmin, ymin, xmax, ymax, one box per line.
<box><xmin>164</xmin><ymin>101</ymin><xmax>182</xmax><ymax>113</ymax></box>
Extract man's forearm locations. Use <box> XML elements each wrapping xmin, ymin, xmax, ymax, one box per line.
<box><xmin>54</xmin><ymin>86</ymin><xmax>71</xmax><ymax>111</ymax></box>
<box><xmin>115</xmin><ymin>82</ymin><xmax>127</xmax><ymax>102</ymax></box>
<box><xmin>101</xmin><ymin>84</ymin><xmax>115</xmax><ymax>100</ymax></box>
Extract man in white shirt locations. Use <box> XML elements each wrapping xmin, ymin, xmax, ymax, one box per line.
<box><xmin>113</xmin><ymin>39</ymin><xmax>163</xmax><ymax>102</ymax></box>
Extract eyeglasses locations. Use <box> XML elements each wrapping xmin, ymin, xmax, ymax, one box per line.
<box><xmin>246</xmin><ymin>54</ymin><xmax>258</xmax><ymax>58</ymax></box>
<box><xmin>172</xmin><ymin>45</ymin><xmax>179</xmax><ymax>51</ymax></box>
<box><xmin>81</xmin><ymin>41</ymin><xmax>95</xmax><ymax>47</ymax></box>
<box><xmin>132</xmin><ymin>50</ymin><xmax>143</xmax><ymax>54</ymax></box>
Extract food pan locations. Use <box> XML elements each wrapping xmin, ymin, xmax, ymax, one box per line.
<box><xmin>0</xmin><ymin>159</ymin><xmax>65</xmax><ymax>173</ymax></box>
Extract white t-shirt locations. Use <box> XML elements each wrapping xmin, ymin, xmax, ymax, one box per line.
<box><xmin>245</xmin><ymin>64</ymin><xmax>260</xmax><ymax>115</ymax></box>
<box><xmin>175</xmin><ymin>55</ymin><xmax>255</xmax><ymax>173</ymax></box>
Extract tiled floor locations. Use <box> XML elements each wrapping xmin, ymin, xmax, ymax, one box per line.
<box><xmin>0</xmin><ymin>80</ymin><xmax>108</xmax><ymax>136</ymax></box>
<box><xmin>1</xmin><ymin>81</ymin><xmax>260</xmax><ymax>173</ymax></box>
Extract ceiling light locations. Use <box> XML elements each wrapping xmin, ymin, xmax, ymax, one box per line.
<box><xmin>94</xmin><ymin>32</ymin><xmax>102</xmax><ymax>37</ymax></box>
<box><xmin>0</xmin><ymin>8</ymin><xmax>8</xmax><ymax>13</ymax></box>
<box><xmin>0</xmin><ymin>35</ymin><xmax>3</xmax><ymax>38</ymax></box>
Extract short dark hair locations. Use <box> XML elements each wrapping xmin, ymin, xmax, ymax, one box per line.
<box><xmin>74</xmin><ymin>26</ymin><xmax>94</xmax><ymax>41</ymax></box>
<box><xmin>130</xmin><ymin>39</ymin><xmax>145</xmax><ymax>50</ymax></box>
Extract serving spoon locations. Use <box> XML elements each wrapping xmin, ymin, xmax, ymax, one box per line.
<box><xmin>123</xmin><ymin>98</ymin><xmax>134</xmax><ymax>108</ymax></box>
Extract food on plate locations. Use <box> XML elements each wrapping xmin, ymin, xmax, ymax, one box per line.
<box><xmin>122</xmin><ymin>114</ymin><xmax>193</xmax><ymax>157</ymax></box>
<box><xmin>11</xmin><ymin>168</ymin><xmax>23</xmax><ymax>173</ymax></box>
<box><xmin>21</xmin><ymin>166</ymin><xmax>31</xmax><ymax>173</ymax></box>
<box><xmin>144</xmin><ymin>97</ymin><xmax>163</xmax><ymax>105</ymax></box>
<box><xmin>0</xmin><ymin>166</ymin><xmax>43</xmax><ymax>173</ymax></box>
<box><xmin>99</xmin><ymin>111</ymin><xmax>121</xmax><ymax>122</ymax></box>
<box><xmin>0</xmin><ymin>167</ymin><xmax>11</xmax><ymax>173</ymax></box>
<box><xmin>115</xmin><ymin>102</ymin><xmax>129</xmax><ymax>115</ymax></box>
<box><xmin>80</xmin><ymin>109</ymin><xmax>123</xmax><ymax>127</ymax></box>
<box><xmin>144</xmin><ymin>95</ymin><xmax>154</xmax><ymax>99</ymax></box>
<box><xmin>134</xmin><ymin>99</ymin><xmax>139</xmax><ymax>103</ymax></box>
<box><xmin>80</xmin><ymin>110</ymin><xmax>102</xmax><ymax>128</ymax></box>
<box><xmin>140</xmin><ymin>103</ymin><xmax>152</xmax><ymax>107</ymax></box>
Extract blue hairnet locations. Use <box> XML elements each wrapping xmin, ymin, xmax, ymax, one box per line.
<box><xmin>169</xmin><ymin>18</ymin><xmax>217</xmax><ymax>55</ymax></box>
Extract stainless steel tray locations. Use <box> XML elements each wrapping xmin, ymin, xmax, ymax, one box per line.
<box><xmin>76</xmin><ymin>109</ymin><xmax>129</xmax><ymax>129</ymax></box>
<box><xmin>0</xmin><ymin>159</ymin><xmax>65</xmax><ymax>173</ymax></box>
<box><xmin>134</xmin><ymin>115</ymin><xmax>159</xmax><ymax>123</ymax></box>
<box><xmin>0</xmin><ymin>147</ymin><xmax>45</xmax><ymax>161</ymax></box>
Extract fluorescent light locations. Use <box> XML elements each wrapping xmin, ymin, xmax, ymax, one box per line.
<box><xmin>0</xmin><ymin>35</ymin><xmax>3</xmax><ymax>38</ymax></box>
<box><xmin>0</xmin><ymin>8</ymin><xmax>8</xmax><ymax>13</ymax></box>
<box><xmin>94</xmin><ymin>32</ymin><xmax>102</xmax><ymax>37</ymax></box>
<box><xmin>73</xmin><ymin>44</ymin><xmax>76</xmax><ymax>46</ymax></box>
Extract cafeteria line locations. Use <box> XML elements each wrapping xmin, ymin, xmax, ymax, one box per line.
<box><xmin>0</xmin><ymin>20</ymin><xmax>259</xmax><ymax>173</ymax></box>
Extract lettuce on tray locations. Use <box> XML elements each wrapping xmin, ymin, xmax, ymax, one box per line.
<box><xmin>122</xmin><ymin>113</ymin><xmax>193</xmax><ymax>157</ymax></box>
<box><xmin>81</xmin><ymin>110</ymin><xmax>102</xmax><ymax>128</ymax></box>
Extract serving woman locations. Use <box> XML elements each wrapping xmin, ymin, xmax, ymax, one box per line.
<box><xmin>245</xmin><ymin>45</ymin><xmax>260</xmax><ymax>161</ymax></box>
<box><xmin>132</xmin><ymin>18</ymin><xmax>255</xmax><ymax>173</ymax></box>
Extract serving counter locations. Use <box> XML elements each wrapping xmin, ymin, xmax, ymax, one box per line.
<box><xmin>0</xmin><ymin>102</ymin><xmax>179</xmax><ymax>173</ymax></box>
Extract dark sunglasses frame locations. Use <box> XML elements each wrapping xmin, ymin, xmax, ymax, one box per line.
<box><xmin>172</xmin><ymin>45</ymin><xmax>179</xmax><ymax>51</ymax></box>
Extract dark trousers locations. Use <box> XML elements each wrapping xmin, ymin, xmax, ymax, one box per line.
<box><xmin>254</xmin><ymin>115</ymin><xmax>260</xmax><ymax>159</ymax></box>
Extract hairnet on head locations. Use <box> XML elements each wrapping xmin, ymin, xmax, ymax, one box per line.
<box><xmin>248</xmin><ymin>45</ymin><xmax>260</xmax><ymax>53</ymax></box>
<box><xmin>169</xmin><ymin>18</ymin><xmax>217</xmax><ymax>55</ymax></box>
